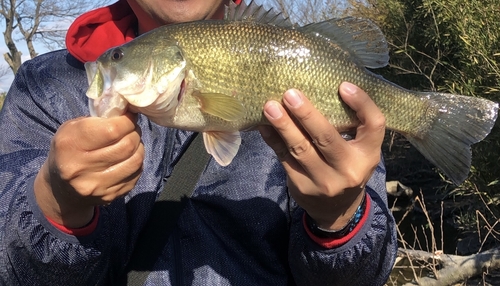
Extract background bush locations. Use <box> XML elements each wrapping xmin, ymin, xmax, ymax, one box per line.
<box><xmin>346</xmin><ymin>0</ymin><xmax>500</xmax><ymax>191</ymax></box>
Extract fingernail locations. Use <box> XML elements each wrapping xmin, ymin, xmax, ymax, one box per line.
<box><xmin>264</xmin><ymin>101</ymin><xmax>283</xmax><ymax>119</ymax></box>
<box><xmin>341</xmin><ymin>82</ymin><xmax>358</xmax><ymax>95</ymax></box>
<box><xmin>284</xmin><ymin>89</ymin><xmax>303</xmax><ymax>108</ymax></box>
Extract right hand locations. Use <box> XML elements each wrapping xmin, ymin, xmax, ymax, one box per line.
<box><xmin>34</xmin><ymin>112</ymin><xmax>144</xmax><ymax>228</ymax></box>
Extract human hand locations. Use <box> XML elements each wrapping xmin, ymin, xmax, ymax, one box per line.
<box><xmin>34</xmin><ymin>112</ymin><xmax>144</xmax><ymax>228</ymax></box>
<box><xmin>258</xmin><ymin>83</ymin><xmax>385</xmax><ymax>230</ymax></box>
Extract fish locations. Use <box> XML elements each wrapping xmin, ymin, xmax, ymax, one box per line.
<box><xmin>85</xmin><ymin>0</ymin><xmax>498</xmax><ymax>185</ymax></box>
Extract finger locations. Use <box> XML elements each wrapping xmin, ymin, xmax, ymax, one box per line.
<box><xmin>258</xmin><ymin>124</ymin><xmax>306</xmax><ymax>178</ymax></box>
<box><xmin>259</xmin><ymin>124</ymin><xmax>320</xmax><ymax>194</ymax></box>
<box><xmin>338</xmin><ymin>82</ymin><xmax>385</xmax><ymax>149</ymax></box>
<box><xmin>262</xmin><ymin>100</ymin><xmax>321</xmax><ymax>164</ymax></box>
<box><xmin>258</xmin><ymin>125</ymin><xmax>289</xmax><ymax>160</ymax></box>
<box><xmin>104</xmin><ymin>142</ymin><xmax>144</xmax><ymax>181</ymax></box>
<box><xmin>90</xmin><ymin>124</ymin><xmax>142</xmax><ymax>167</ymax></box>
<box><xmin>280</xmin><ymin>89</ymin><xmax>348</xmax><ymax>163</ymax></box>
<box><xmin>91</xmin><ymin>142</ymin><xmax>145</xmax><ymax>197</ymax></box>
<box><xmin>99</xmin><ymin>167</ymin><xmax>143</xmax><ymax>204</ymax></box>
<box><xmin>262</xmin><ymin>100</ymin><xmax>333</xmax><ymax>184</ymax></box>
<box><xmin>76</xmin><ymin>112</ymin><xmax>138</xmax><ymax>150</ymax></box>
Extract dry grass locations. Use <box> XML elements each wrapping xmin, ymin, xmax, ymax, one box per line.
<box><xmin>383</xmin><ymin>134</ymin><xmax>500</xmax><ymax>285</ymax></box>
<box><xmin>387</xmin><ymin>193</ymin><xmax>500</xmax><ymax>285</ymax></box>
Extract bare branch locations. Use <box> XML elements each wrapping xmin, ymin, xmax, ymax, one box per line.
<box><xmin>0</xmin><ymin>0</ymin><xmax>109</xmax><ymax>72</ymax></box>
<box><xmin>269</xmin><ymin>0</ymin><xmax>344</xmax><ymax>25</ymax></box>
<box><xmin>399</xmin><ymin>248</ymin><xmax>500</xmax><ymax>286</ymax></box>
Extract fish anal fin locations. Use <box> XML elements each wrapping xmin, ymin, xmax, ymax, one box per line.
<box><xmin>195</xmin><ymin>92</ymin><xmax>246</xmax><ymax>121</ymax></box>
<box><xmin>203</xmin><ymin>131</ymin><xmax>242</xmax><ymax>166</ymax></box>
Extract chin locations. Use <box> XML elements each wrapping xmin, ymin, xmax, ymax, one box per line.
<box><xmin>157</xmin><ymin>1</ymin><xmax>225</xmax><ymax>23</ymax></box>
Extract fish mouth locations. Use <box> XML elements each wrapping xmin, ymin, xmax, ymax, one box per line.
<box><xmin>85</xmin><ymin>61</ymin><xmax>128</xmax><ymax>117</ymax></box>
<box><xmin>84</xmin><ymin>58</ymin><xmax>187</xmax><ymax>119</ymax></box>
<box><xmin>87</xmin><ymin>59</ymin><xmax>157</xmax><ymax>107</ymax></box>
<box><xmin>85</xmin><ymin>61</ymin><xmax>118</xmax><ymax>100</ymax></box>
<box><xmin>84</xmin><ymin>61</ymin><xmax>98</xmax><ymax>88</ymax></box>
<box><xmin>178</xmin><ymin>79</ymin><xmax>186</xmax><ymax>103</ymax></box>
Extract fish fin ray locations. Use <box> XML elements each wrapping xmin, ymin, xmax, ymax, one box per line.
<box><xmin>406</xmin><ymin>92</ymin><xmax>498</xmax><ymax>185</ymax></box>
<box><xmin>298</xmin><ymin>17</ymin><xmax>389</xmax><ymax>69</ymax></box>
<box><xmin>85</xmin><ymin>62</ymin><xmax>102</xmax><ymax>100</ymax></box>
<box><xmin>225</xmin><ymin>0</ymin><xmax>294</xmax><ymax>28</ymax></box>
<box><xmin>203</xmin><ymin>131</ymin><xmax>241</xmax><ymax>166</ymax></box>
<box><xmin>195</xmin><ymin>92</ymin><xmax>246</xmax><ymax>121</ymax></box>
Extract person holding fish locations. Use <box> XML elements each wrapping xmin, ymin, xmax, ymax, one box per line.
<box><xmin>0</xmin><ymin>0</ymin><xmax>451</xmax><ymax>285</ymax></box>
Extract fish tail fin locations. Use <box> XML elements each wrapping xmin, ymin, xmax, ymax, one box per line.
<box><xmin>405</xmin><ymin>92</ymin><xmax>498</xmax><ymax>185</ymax></box>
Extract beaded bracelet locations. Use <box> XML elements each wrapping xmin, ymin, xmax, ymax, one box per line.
<box><xmin>305</xmin><ymin>193</ymin><xmax>367</xmax><ymax>239</ymax></box>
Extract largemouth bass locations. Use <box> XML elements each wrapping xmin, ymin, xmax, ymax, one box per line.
<box><xmin>85</xmin><ymin>1</ymin><xmax>498</xmax><ymax>185</ymax></box>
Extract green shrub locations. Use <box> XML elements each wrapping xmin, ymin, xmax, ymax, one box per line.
<box><xmin>346</xmin><ymin>0</ymin><xmax>500</xmax><ymax>192</ymax></box>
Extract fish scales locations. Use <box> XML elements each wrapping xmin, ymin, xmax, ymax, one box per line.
<box><xmin>85</xmin><ymin>1</ymin><xmax>498</xmax><ymax>185</ymax></box>
<box><xmin>165</xmin><ymin>20</ymin><xmax>427</xmax><ymax>134</ymax></box>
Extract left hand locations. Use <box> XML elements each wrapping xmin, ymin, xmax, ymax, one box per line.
<box><xmin>258</xmin><ymin>82</ymin><xmax>385</xmax><ymax>230</ymax></box>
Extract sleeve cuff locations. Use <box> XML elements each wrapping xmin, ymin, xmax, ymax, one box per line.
<box><xmin>303</xmin><ymin>193</ymin><xmax>371</xmax><ymax>248</ymax></box>
<box><xmin>45</xmin><ymin>207</ymin><xmax>100</xmax><ymax>236</ymax></box>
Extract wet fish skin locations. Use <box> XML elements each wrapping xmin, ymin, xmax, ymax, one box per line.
<box><xmin>86</xmin><ymin>2</ymin><xmax>498</xmax><ymax>185</ymax></box>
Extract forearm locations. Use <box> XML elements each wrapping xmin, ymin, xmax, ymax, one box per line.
<box><xmin>0</xmin><ymin>177</ymin><xmax>121</xmax><ymax>285</ymax></box>
<box><xmin>288</xmin><ymin>167</ymin><xmax>397</xmax><ymax>285</ymax></box>
<box><xmin>34</xmin><ymin>162</ymin><xmax>95</xmax><ymax>228</ymax></box>
<box><xmin>0</xmin><ymin>57</ymin><xmax>127</xmax><ymax>284</ymax></box>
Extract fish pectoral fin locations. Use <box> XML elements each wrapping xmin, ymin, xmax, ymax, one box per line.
<box><xmin>195</xmin><ymin>92</ymin><xmax>246</xmax><ymax>121</ymax></box>
<box><xmin>203</xmin><ymin>131</ymin><xmax>242</xmax><ymax>166</ymax></box>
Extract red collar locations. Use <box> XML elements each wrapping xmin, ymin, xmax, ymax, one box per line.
<box><xmin>66</xmin><ymin>0</ymin><xmax>241</xmax><ymax>63</ymax></box>
<box><xmin>66</xmin><ymin>0</ymin><xmax>137</xmax><ymax>63</ymax></box>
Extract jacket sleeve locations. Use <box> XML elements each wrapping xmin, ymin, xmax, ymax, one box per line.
<box><xmin>288</xmin><ymin>159</ymin><xmax>397</xmax><ymax>286</ymax></box>
<box><xmin>0</xmin><ymin>52</ymin><xmax>171</xmax><ymax>285</ymax></box>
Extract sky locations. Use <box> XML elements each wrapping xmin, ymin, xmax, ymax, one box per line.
<box><xmin>0</xmin><ymin>0</ymin><xmax>116</xmax><ymax>92</ymax></box>
<box><xmin>0</xmin><ymin>41</ymin><xmax>46</xmax><ymax>92</ymax></box>
<box><xmin>0</xmin><ymin>0</ymin><xmax>339</xmax><ymax>92</ymax></box>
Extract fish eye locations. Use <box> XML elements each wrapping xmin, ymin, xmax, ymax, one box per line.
<box><xmin>111</xmin><ymin>48</ymin><xmax>124</xmax><ymax>61</ymax></box>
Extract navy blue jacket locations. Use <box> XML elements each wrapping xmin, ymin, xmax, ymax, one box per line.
<box><xmin>0</xmin><ymin>50</ymin><xmax>397</xmax><ymax>285</ymax></box>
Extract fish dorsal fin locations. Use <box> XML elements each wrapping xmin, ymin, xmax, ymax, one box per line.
<box><xmin>203</xmin><ymin>131</ymin><xmax>242</xmax><ymax>166</ymax></box>
<box><xmin>225</xmin><ymin>0</ymin><xmax>293</xmax><ymax>28</ymax></box>
<box><xmin>194</xmin><ymin>92</ymin><xmax>246</xmax><ymax>121</ymax></box>
<box><xmin>299</xmin><ymin>17</ymin><xmax>389</xmax><ymax>69</ymax></box>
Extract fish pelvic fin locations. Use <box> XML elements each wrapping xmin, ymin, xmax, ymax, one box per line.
<box><xmin>203</xmin><ymin>131</ymin><xmax>242</xmax><ymax>166</ymax></box>
<box><xmin>406</xmin><ymin>92</ymin><xmax>498</xmax><ymax>185</ymax></box>
<box><xmin>298</xmin><ymin>18</ymin><xmax>389</xmax><ymax>69</ymax></box>
<box><xmin>225</xmin><ymin>0</ymin><xmax>294</xmax><ymax>28</ymax></box>
<box><xmin>194</xmin><ymin>92</ymin><xmax>246</xmax><ymax>121</ymax></box>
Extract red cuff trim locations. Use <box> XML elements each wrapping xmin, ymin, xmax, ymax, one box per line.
<box><xmin>46</xmin><ymin>207</ymin><xmax>100</xmax><ymax>236</ymax></box>
<box><xmin>303</xmin><ymin>193</ymin><xmax>370</xmax><ymax>248</ymax></box>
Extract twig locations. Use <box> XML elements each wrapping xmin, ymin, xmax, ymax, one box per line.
<box><xmin>400</xmin><ymin>247</ymin><xmax>500</xmax><ymax>286</ymax></box>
